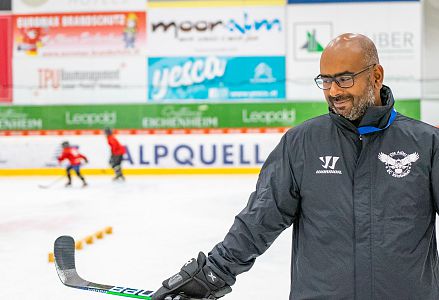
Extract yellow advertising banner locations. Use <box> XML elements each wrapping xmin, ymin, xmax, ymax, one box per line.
<box><xmin>148</xmin><ymin>0</ymin><xmax>285</xmax><ymax>8</ymax></box>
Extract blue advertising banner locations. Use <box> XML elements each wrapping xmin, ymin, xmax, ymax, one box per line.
<box><xmin>288</xmin><ymin>0</ymin><xmax>418</xmax><ymax>3</ymax></box>
<box><xmin>148</xmin><ymin>56</ymin><xmax>286</xmax><ymax>101</ymax></box>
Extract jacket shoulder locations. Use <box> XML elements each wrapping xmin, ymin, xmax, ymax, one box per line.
<box><xmin>285</xmin><ymin>114</ymin><xmax>331</xmax><ymax>139</ymax></box>
<box><xmin>394</xmin><ymin>113</ymin><xmax>439</xmax><ymax>134</ymax></box>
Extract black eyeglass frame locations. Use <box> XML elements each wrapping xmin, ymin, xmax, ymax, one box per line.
<box><xmin>314</xmin><ymin>64</ymin><xmax>376</xmax><ymax>90</ymax></box>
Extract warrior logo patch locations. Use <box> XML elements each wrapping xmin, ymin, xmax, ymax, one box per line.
<box><xmin>378</xmin><ymin>151</ymin><xmax>419</xmax><ymax>178</ymax></box>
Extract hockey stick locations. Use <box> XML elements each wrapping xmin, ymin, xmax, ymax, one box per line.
<box><xmin>38</xmin><ymin>176</ymin><xmax>65</xmax><ymax>189</ymax></box>
<box><xmin>54</xmin><ymin>235</ymin><xmax>155</xmax><ymax>299</ymax></box>
<box><xmin>54</xmin><ymin>236</ymin><xmax>205</xmax><ymax>300</ymax></box>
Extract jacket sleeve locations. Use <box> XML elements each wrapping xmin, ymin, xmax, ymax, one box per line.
<box><xmin>207</xmin><ymin>133</ymin><xmax>302</xmax><ymax>286</ymax></box>
<box><xmin>431</xmin><ymin>131</ymin><xmax>439</xmax><ymax>214</ymax></box>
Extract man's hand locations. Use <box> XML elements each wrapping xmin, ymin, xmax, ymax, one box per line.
<box><xmin>152</xmin><ymin>252</ymin><xmax>231</xmax><ymax>300</ymax></box>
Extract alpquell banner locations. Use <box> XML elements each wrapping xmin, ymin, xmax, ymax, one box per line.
<box><xmin>0</xmin><ymin>101</ymin><xmax>420</xmax><ymax>131</ymax></box>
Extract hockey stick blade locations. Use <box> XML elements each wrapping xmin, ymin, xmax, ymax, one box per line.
<box><xmin>54</xmin><ymin>235</ymin><xmax>155</xmax><ymax>299</ymax></box>
<box><xmin>54</xmin><ymin>236</ymin><xmax>209</xmax><ymax>300</ymax></box>
<box><xmin>38</xmin><ymin>176</ymin><xmax>64</xmax><ymax>189</ymax></box>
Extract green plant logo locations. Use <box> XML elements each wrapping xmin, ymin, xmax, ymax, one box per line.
<box><xmin>302</xmin><ymin>29</ymin><xmax>324</xmax><ymax>53</ymax></box>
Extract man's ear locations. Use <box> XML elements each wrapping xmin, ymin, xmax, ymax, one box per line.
<box><xmin>373</xmin><ymin>64</ymin><xmax>384</xmax><ymax>89</ymax></box>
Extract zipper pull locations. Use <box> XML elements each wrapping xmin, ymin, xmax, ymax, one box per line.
<box><xmin>359</xmin><ymin>135</ymin><xmax>363</xmax><ymax>141</ymax></box>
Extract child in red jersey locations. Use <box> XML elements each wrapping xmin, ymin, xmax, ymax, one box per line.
<box><xmin>58</xmin><ymin>141</ymin><xmax>88</xmax><ymax>187</ymax></box>
<box><xmin>105</xmin><ymin>128</ymin><xmax>126</xmax><ymax>181</ymax></box>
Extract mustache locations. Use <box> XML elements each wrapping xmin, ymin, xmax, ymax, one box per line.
<box><xmin>328</xmin><ymin>95</ymin><xmax>353</xmax><ymax>103</ymax></box>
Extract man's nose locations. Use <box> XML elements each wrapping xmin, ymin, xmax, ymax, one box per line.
<box><xmin>328</xmin><ymin>80</ymin><xmax>343</xmax><ymax>98</ymax></box>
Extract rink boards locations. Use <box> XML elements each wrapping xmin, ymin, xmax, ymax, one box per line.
<box><xmin>0</xmin><ymin>132</ymin><xmax>285</xmax><ymax>175</ymax></box>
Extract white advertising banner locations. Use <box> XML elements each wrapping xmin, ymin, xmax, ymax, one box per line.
<box><xmin>147</xmin><ymin>6</ymin><xmax>285</xmax><ymax>56</ymax></box>
<box><xmin>13</xmin><ymin>56</ymin><xmax>147</xmax><ymax>104</ymax></box>
<box><xmin>13</xmin><ymin>11</ymin><xmax>147</xmax><ymax>57</ymax></box>
<box><xmin>0</xmin><ymin>133</ymin><xmax>282</xmax><ymax>169</ymax></box>
<box><xmin>13</xmin><ymin>0</ymin><xmax>147</xmax><ymax>13</ymax></box>
<box><xmin>420</xmin><ymin>100</ymin><xmax>439</xmax><ymax>127</ymax></box>
<box><xmin>286</xmin><ymin>2</ymin><xmax>421</xmax><ymax>100</ymax></box>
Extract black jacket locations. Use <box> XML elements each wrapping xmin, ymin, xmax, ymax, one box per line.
<box><xmin>207</xmin><ymin>86</ymin><xmax>439</xmax><ymax>299</ymax></box>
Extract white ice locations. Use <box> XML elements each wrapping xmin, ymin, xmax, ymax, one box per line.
<box><xmin>0</xmin><ymin>175</ymin><xmax>291</xmax><ymax>300</ymax></box>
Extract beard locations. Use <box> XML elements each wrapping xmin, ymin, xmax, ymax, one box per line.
<box><xmin>330</xmin><ymin>83</ymin><xmax>376</xmax><ymax>121</ymax></box>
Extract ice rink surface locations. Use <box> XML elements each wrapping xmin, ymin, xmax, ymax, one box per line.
<box><xmin>0</xmin><ymin>175</ymin><xmax>292</xmax><ymax>300</ymax></box>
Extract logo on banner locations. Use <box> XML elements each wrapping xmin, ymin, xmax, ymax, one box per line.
<box><xmin>152</xmin><ymin>12</ymin><xmax>282</xmax><ymax>39</ymax></box>
<box><xmin>65</xmin><ymin>111</ymin><xmax>117</xmax><ymax>126</ymax></box>
<box><xmin>367</xmin><ymin>31</ymin><xmax>415</xmax><ymax>56</ymax></box>
<box><xmin>16</xmin><ymin>27</ymin><xmax>49</xmax><ymax>56</ymax></box>
<box><xmin>142</xmin><ymin>105</ymin><xmax>219</xmax><ymax>129</ymax></box>
<box><xmin>250</xmin><ymin>63</ymin><xmax>276</xmax><ymax>84</ymax></box>
<box><xmin>123</xmin><ymin>13</ymin><xmax>138</xmax><ymax>49</ymax></box>
<box><xmin>316</xmin><ymin>155</ymin><xmax>342</xmax><ymax>174</ymax></box>
<box><xmin>301</xmin><ymin>29</ymin><xmax>324</xmax><ymax>53</ymax></box>
<box><xmin>38</xmin><ymin>68</ymin><xmax>121</xmax><ymax>90</ymax></box>
<box><xmin>378</xmin><ymin>151</ymin><xmax>419</xmax><ymax>178</ymax></box>
<box><xmin>0</xmin><ymin>109</ymin><xmax>43</xmax><ymax>130</ymax></box>
<box><xmin>294</xmin><ymin>23</ymin><xmax>332</xmax><ymax>61</ymax></box>
<box><xmin>150</xmin><ymin>57</ymin><xmax>227</xmax><ymax>100</ymax></box>
<box><xmin>242</xmin><ymin>108</ymin><xmax>295</xmax><ymax>125</ymax></box>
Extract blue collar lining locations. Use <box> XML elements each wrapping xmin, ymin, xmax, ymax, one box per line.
<box><xmin>357</xmin><ymin>108</ymin><xmax>397</xmax><ymax>135</ymax></box>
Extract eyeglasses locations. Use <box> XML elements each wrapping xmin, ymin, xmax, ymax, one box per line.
<box><xmin>314</xmin><ymin>64</ymin><xmax>376</xmax><ymax>90</ymax></box>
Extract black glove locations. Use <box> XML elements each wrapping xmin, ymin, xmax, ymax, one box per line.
<box><xmin>152</xmin><ymin>252</ymin><xmax>232</xmax><ymax>300</ymax></box>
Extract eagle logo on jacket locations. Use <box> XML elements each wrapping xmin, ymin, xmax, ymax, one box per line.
<box><xmin>378</xmin><ymin>151</ymin><xmax>419</xmax><ymax>178</ymax></box>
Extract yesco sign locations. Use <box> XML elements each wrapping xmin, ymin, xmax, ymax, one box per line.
<box><xmin>148</xmin><ymin>56</ymin><xmax>285</xmax><ymax>101</ymax></box>
<box><xmin>151</xmin><ymin>56</ymin><xmax>227</xmax><ymax>100</ymax></box>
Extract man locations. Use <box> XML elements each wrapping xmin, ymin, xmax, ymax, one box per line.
<box><xmin>153</xmin><ymin>33</ymin><xmax>439</xmax><ymax>300</ymax></box>
<box><xmin>58</xmin><ymin>141</ymin><xmax>88</xmax><ymax>187</ymax></box>
<box><xmin>105</xmin><ymin>128</ymin><xmax>126</xmax><ymax>181</ymax></box>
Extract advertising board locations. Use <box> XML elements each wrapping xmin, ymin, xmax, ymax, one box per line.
<box><xmin>13</xmin><ymin>11</ymin><xmax>146</xmax><ymax>57</ymax></box>
<box><xmin>147</xmin><ymin>6</ymin><xmax>285</xmax><ymax>56</ymax></box>
<box><xmin>0</xmin><ymin>15</ymin><xmax>12</xmax><ymax>103</ymax></box>
<box><xmin>286</xmin><ymin>1</ymin><xmax>421</xmax><ymax>100</ymax></box>
<box><xmin>13</xmin><ymin>56</ymin><xmax>147</xmax><ymax>104</ymax></box>
<box><xmin>148</xmin><ymin>56</ymin><xmax>285</xmax><ymax>101</ymax></box>
<box><xmin>13</xmin><ymin>0</ymin><xmax>147</xmax><ymax>13</ymax></box>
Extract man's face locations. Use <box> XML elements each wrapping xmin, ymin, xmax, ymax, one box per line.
<box><xmin>320</xmin><ymin>52</ymin><xmax>376</xmax><ymax>121</ymax></box>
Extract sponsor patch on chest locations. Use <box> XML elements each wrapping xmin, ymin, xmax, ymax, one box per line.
<box><xmin>316</xmin><ymin>156</ymin><xmax>342</xmax><ymax>175</ymax></box>
<box><xmin>378</xmin><ymin>151</ymin><xmax>419</xmax><ymax>178</ymax></box>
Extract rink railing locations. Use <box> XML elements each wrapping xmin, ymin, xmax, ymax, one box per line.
<box><xmin>0</xmin><ymin>127</ymin><xmax>289</xmax><ymax>136</ymax></box>
<box><xmin>0</xmin><ymin>168</ymin><xmax>262</xmax><ymax>176</ymax></box>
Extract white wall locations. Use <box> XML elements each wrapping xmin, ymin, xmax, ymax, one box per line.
<box><xmin>0</xmin><ymin>133</ymin><xmax>283</xmax><ymax>169</ymax></box>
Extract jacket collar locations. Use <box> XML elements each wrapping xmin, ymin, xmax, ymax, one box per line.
<box><xmin>329</xmin><ymin>85</ymin><xmax>395</xmax><ymax>135</ymax></box>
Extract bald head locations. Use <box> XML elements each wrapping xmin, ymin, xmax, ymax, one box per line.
<box><xmin>323</xmin><ymin>33</ymin><xmax>379</xmax><ymax>67</ymax></box>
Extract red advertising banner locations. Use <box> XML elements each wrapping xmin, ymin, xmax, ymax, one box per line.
<box><xmin>0</xmin><ymin>15</ymin><xmax>12</xmax><ymax>103</ymax></box>
<box><xmin>13</xmin><ymin>11</ymin><xmax>146</xmax><ymax>57</ymax></box>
